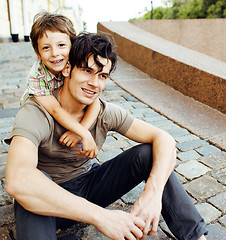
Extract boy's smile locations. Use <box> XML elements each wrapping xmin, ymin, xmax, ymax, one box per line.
<box><xmin>37</xmin><ymin>31</ymin><xmax>71</xmax><ymax>76</ymax></box>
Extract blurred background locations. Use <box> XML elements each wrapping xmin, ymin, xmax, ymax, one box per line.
<box><xmin>1</xmin><ymin>0</ymin><xmax>225</xmax><ymax>42</ymax></box>
<box><xmin>0</xmin><ymin>0</ymin><xmax>166</xmax><ymax>42</ymax></box>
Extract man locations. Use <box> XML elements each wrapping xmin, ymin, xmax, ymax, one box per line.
<box><xmin>5</xmin><ymin>32</ymin><xmax>207</xmax><ymax>240</ymax></box>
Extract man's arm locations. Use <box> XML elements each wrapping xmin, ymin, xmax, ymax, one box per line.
<box><xmin>124</xmin><ymin>118</ymin><xmax>176</xmax><ymax>238</ymax></box>
<box><xmin>5</xmin><ymin>136</ymin><xmax>144</xmax><ymax>240</ymax></box>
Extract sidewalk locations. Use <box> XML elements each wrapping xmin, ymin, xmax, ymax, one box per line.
<box><xmin>0</xmin><ymin>42</ymin><xmax>225</xmax><ymax>239</ymax></box>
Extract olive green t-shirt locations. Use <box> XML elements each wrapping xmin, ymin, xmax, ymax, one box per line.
<box><xmin>5</xmin><ymin>97</ymin><xmax>134</xmax><ymax>184</ymax></box>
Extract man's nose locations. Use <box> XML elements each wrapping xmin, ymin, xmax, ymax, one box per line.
<box><xmin>88</xmin><ymin>74</ymin><xmax>99</xmax><ymax>87</ymax></box>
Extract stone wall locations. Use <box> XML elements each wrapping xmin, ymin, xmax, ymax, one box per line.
<box><xmin>131</xmin><ymin>19</ymin><xmax>226</xmax><ymax>62</ymax></box>
<box><xmin>97</xmin><ymin>21</ymin><xmax>226</xmax><ymax>114</ymax></box>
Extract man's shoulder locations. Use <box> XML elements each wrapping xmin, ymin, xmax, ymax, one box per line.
<box><xmin>5</xmin><ymin>98</ymin><xmax>54</xmax><ymax>146</ymax></box>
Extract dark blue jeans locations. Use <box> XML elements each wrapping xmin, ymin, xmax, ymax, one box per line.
<box><xmin>14</xmin><ymin>144</ymin><xmax>208</xmax><ymax>240</ymax></box>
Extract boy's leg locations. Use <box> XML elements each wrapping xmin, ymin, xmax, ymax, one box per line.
<box><xmin>14</xmin><ymin>200</ymin><xmax>57</xmax><ymax>240</ymax></box>
<box><xmin>83</xmin><ymin>143</ymin><xmax>207</xmax><ymax>240</ymax></box>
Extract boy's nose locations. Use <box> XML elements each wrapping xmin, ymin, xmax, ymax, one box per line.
<box><xmin>51</xmin><ymin>47</ymin><xmax>59</xmax><ymax>57</ymax></box>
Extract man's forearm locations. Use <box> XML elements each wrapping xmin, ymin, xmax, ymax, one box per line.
<box><xmin>144</xmin><ymin>130</ymin><xmax>176</xmax><ymax>195</ymax></box>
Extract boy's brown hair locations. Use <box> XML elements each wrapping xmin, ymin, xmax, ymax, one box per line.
<box><xmin>30</xmin><ymin>11</ymin><xmax>77</xmax><ymax>55</ymax></box>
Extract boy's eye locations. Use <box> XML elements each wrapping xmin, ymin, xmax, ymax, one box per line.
<box><xmin>84</xmin><ymin>69</ymin><xmax>91</xmax><ymax>73</ymax></box>
<box><xmin>43</xmin><ymin>46</ymin><xmax>49</xmax><ymax>50</ymax></box>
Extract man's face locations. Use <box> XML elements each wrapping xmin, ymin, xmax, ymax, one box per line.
<box><xmin>37</xmin><ymin>30</ymin><xmax>71</xmax><ymax>76</ymax></box>
<box><xmin>68</xmin><ymin>55</ymin><xmax>112</xmax><ymax>106</ymax></box>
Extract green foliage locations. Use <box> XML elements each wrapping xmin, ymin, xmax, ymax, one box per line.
<box><xmin>135</xmin><ymin>0</ymin><xmax>226</xmax><ymax>20</ymax></box>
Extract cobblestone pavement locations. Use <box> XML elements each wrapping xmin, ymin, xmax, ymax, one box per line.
<box><xmin>0</xmin><ymin>42</ymin><xmax>225</xmax><ymax>239</ymax></box>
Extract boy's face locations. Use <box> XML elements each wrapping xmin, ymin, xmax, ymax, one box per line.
<box><xmin>37</xmin><ymin>30</ymin><xmax>71</xmax><ymax>76</ymax></box>
<box><xmin>67</xmin><ymin>55</ymin><xmax>112</xmax><ymax>106</ymax></box>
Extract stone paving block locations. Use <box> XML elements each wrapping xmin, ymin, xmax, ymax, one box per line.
<box><xmin>196</xmin><ymin>145</ymin><xmax>221</xmax><ymax>156</ymax></box>
<box><xmin>96</xmin><ymin>149</ymin><xmax>123</xmax><ymax>163</ymax></box>
<box><xmin>104</xmin><ymin>135</ymin><xmax>116</xmax><ymax>143</ymax></box>
<box><xmin>143</xmin><ymin>115</ymin><xmax>167</xmax><ymax>124</ymax></box>
<box><xmin>130</xmin><ymin>107</ymin><xmax>152</xmax><ymax>116</ymax></box>
<box><xmin>176</xmin><ymin>139</ymin><xmax>209</xmax><ymax>152</ymax></box>
<box><xmin>159</xmin><ymin>221</ymin><xmax>175</xmax><ymax>239</ymax></box>
<box><xmin>177</xmin><ymin>150</ymin><xmax>201</xmax><ymax>161</ymax></box>
<box><xmin>0</xmin><ymin>153</ymin><xmax>7</xmax><ymax>165</ymax></box>
<box><xmin>175</xmin><ymin>134</ymin><xmax>199</xmax><ymax>143</ymax></box>
<box><xmin>115</xmin><ymin>101</ymin><xmax>134</xmax><ymax>110</ymax></box>
<box><xmin>211</xmin><ymin>167</ymin><xmax>226</xmax><ymax>185</ymax></box>
<box><xmin>0</xmin><ymin>144</ymin><xmax>9</xmax><ymax>154</ymax></box>
<box><xmin>205</xmin><ymin>222</ymin><xmax>226</xmax><ymax>239</ymax></box>
<box><xmin>151</xmin><ymin>120</ymin><xmax>176</xmax><ymax>129</ymax></box>
<box><xmin>0</xmin><ymin>226</ymin><xmax>11</xmax><ymax>240</ymax></box>
<box><xmin>195</xmin><ymin>202</ymin><xmax>221</xmax><ymax>224</ymax></box>
<box><xmin>0</xmin><ymin>126</ymin><xmax>12</xmax><ymax>134</ymax></box>
<box><xmin>101</xmin><ymin>90</ymin><xmax>125</xmax><ymax>102</ymax></box>
<box><xmin>219</xmin><ymin>215</ymin><xmax>226</xmax><ymax>227</ymax></box>
<box><xmin>0</xmin><ymin>205</ymin><xmax>15</xmax><ymax>226</ymax></box>
<box><xmin>208</xmin><ymin>191</ymin><xmax>226</xmax><ymax>213</ymax></box>
<box><xmin>0</xmin><ymin>165</ymin><xmax>6</xmax><ymax>179</ymax></box>
<box><xmin>175</xmin><ymin>172</ymin><xmax>187</xmax><ymax>184</ymax></box>
<box><xmin>0</xmin><ymin>117</ymin><xmax>14</xmax><ymax>128</ymax></box>
<box><xmin>0</xmin><ymin>185</ymin><xmax>13</xmax><ymax>206</ymax></box>
<box><xmin>112</xmin><ymin>133</ymin><xmax>128</xmax><ymax>141</ymax></box>
<box><xmin>132</xmin><ymin>102</ymin><xmax>149</xmax><ymax>109</ymax></box>
<box><xmin>184</xmin><ymin>175</ymin><xmax>224</xmax><ymax>200</ymax></box>
<box><xmin>199</xmin><ymin>151</ymin><xmax>226</xmax><ymax>169</ymax></box>
<box><xmin>175</xmin><ymin>160</ymin><xmax>210</xmax><ymax>180</ymax></box>
<box><xmin>122</xmin><ymin>93</ymin><xmax>139</xmax><ymax>102</ymax></box>
<box><xmin>3</xmin><ymin>101</ymin><xmax>20</xmax><ymax>109</ymax></box>
<box><xmin>168</xmin><ymin>128</ymin><xmax>190</xmax><ymax>138</ymax></box>
<box><xmin>121</xmin><ymin>182</ymin><xmax>145</xmax><ymax>204</ymax></box>
<box><xmin>0</xmin><ymin>108</ymin><xmax>19</xmax><ymax>118</ymax></box>
<box><xmin>101</xmin><ymin>140</ymin><xmax>130</xmax><ymax>152</ymax></box>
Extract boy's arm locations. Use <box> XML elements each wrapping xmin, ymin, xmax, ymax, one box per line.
<box><xmin>80</xmin><ymin>98</ymin><xmax>100</xmax><ymax>129</ymax></box>
<box><xmin>35</xmin><ymin>95</ymin><xmax>98</xmax><ymax>158</ymax></box>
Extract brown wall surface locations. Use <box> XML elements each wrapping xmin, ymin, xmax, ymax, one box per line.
<box><xmin>97</xmin><ymin>21</ymin><xmax>226</xmax><ymax>114</ymax></box>
<box><xmin>131</xmin><ymin>19</ymin><xmax>226</xmax><ymax>62</ymax></box>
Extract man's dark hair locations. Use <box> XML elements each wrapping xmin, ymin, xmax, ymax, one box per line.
<box><xmin>69</xmin><ymin>32</ymin><xmax>117</xmax><ymax>74</ymax></box>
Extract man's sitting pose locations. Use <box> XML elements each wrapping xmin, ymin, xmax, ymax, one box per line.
<box><xmin>5</xmin><ymin>32</ymin><xmax>208</xmax><ymax>240</ymax></box>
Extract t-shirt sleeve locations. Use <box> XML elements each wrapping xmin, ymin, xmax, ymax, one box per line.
<box><xmin>4</xmin><ymin>100</ymin><xmax>52</xmax><ymax>147</ymax></box>
<box><xmin>103</xmin><ymin>102</ymin><xmax>134</xmax><ymax>135</ymax></box>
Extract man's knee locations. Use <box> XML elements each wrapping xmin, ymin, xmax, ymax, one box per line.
<box><xmin>130</xmin><ymin>143</ymin><xmax>153</xmax><ymax>180</ymax></box>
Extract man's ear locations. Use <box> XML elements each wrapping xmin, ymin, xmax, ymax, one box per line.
<box><xmin>62</xmin><ymin>62</ymin><xmax>71</xmax><ymax>77</ymax></box>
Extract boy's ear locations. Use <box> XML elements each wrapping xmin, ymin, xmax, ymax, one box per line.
<box><xmin>62</xmin><ymin>62</ymin><xmax>71</xmax><ymax>77</ymax></box>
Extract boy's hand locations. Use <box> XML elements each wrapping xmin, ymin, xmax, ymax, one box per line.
<box><xmin>59</xmin><ymin>131</ymin><xmax>81</xmax><ymax>148</ymax></box>
<box><xmin>80</xmin><ymin>130</ymin><xmax>98</xmax><ymax>159</ymax></box>
<box><xmin>59</xmin><ymin>130</ymin><xmax>98</xmax><ymax>159</ymax></box>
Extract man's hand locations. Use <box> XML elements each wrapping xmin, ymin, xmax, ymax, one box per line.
<box><xmin>130</xmin><ymin>189</ymin><xmax>162</xmax><ymax>239</ymax></box>
<box><xmin>59</xmin><ymin>130</ymin><xmax>98</xmax><ymax>159</ymax></box>
<box><xmin>95</xmin><ymin>209</ymin><xmax>145</xmax><ymax>240</ymax></box>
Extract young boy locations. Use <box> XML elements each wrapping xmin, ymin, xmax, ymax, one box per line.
<box><xmin>21</xmin><ymin>11</ymin><xmax>99</xmax><ymax>158</ymax></box>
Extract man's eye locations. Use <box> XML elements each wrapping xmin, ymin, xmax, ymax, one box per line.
<box><xmin>100</xmin><ymin>74</ymin><xmax>107</xmax><ymax>80</ymax></box>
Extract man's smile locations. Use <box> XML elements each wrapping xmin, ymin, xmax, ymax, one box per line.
<box><xmin>82</xmin><ymin>88</ymin><xmax>97</xmax><ymax>95</ymax></box>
